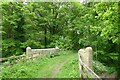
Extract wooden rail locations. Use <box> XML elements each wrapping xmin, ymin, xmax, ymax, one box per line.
<box><xmin>1</xmin><ymin>47</ymin><xmax>59</xmax><ymax>66</ymax></box>
<box><xmin>1</xmin><ymin>54</ymin><xmax>26</xmax><ymax>66</ymax></box>
<box><xmin>78</xmin><ymin>47</ymin><xmax>101</xmax><ymax>79</ymax></box>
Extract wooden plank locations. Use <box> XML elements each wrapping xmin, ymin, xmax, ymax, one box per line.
<box><xmin>78</xmin><ymin>59</ymin><xmax>101</xmax><ymax>79</ymax></box>
<box><xmin>0</xmin><ymin>58</ymin><xmax>7</xmax><ymax>62</ymax></box>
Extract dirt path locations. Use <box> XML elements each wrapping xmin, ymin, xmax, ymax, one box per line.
<box><xmin>51</xmin><ymin>58</ymin><xmax>70</xmax><ymax>78</ymax></box>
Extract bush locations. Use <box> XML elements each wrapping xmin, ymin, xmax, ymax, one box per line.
<box><xmin>93</xmin><ymin>61</ymin><xmax>116</xmax><ymax>74</ymax></box>
<box><xmin>93</xmin><ymin>50</ymin><xmax>105</xmax><ymax>61</ymax></box>
<box><xmin>2</xmin><ymin>39</ymin><xmax>22</xmax><ymax>57</ymax></box>
<box><xmin>20</xmin><ymin>39</ymin><xmax>44</xmax><ymax>49</ymax></box>
<box><xmin>50</xmin><ymin>36</ymin><xmax>73</xmax><ymax>50</ymax></box>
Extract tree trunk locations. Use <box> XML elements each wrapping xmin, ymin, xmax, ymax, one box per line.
<box><xmin>44</xmin><ymin>27</ymin><xmax>47</xmax><ymax>48</ymax></box>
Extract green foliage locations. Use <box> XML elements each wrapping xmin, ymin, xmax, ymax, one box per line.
<box><xmin>93</xmin><ymin>61</ymin><xmax>108</xmax><ymax>74</ymax></box>
<box><xmin>1</xmin><ymin>2</ymin><xmax>119</xmax><ymax>76</ymax></box>
<box><xmin>20</xmin><ymin>39</ymin><xmax>44</xmax><ymax>49</ymax></box>
<box><xmin>50</xmin><ymin>36</ymin><xmax>73</xmax><ymax>50</ymax></box>
<box><xmin>2</xmin><ymin>2</ymin><xmax>119</xmax><ymax>55</ymax></box>
<box><xmin>95</xmin><ymin>2</ymin><xmax>119</xmax><ymax>44</ymax></box>
<box><xmin>2</xmin><ymin>39</ymin><xmax>23</xmax><ymax>57</ymax></box>
<box><xmin>93</xmin><ymin>61</ymin><xmax>116</xmax><ymax>74</ymax></box>
<box><xmin>2</xmin><ymin>2</ymin><xmax>26</xmax><ymax>57</ymax></box>
<box><xmin>93</xmin><ymin>50</ymin><xmax>118</xmax><ymax>69</ymax></box>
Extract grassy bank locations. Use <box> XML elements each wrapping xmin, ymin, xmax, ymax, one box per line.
<box><xmin>1</xmin><ymin>50</ymin><xmax>80</xmax><ymax>78</ymax></box>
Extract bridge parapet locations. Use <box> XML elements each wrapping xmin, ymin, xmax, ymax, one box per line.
<box><xmin>26</xmin><ymin>47</ymin><xmax>59</xmax><ymax>59</ymax></box>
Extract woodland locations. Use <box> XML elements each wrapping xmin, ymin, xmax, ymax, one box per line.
<box><xmin>1</xmin><ymin>1</ymin><xmax>120</xmax><ymax>78</ymax></box>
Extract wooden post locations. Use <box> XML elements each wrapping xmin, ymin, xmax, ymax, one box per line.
<box><xmin>78</xmin><ymin>47</ymin><xmax>93</xmax><ymax>78</ymax></box>
<box><xmin>85</xmin><ymin>47</ymin><xmax>93</xmax><ymax>69</ymax></box>
<box><xmin>78</xmin><ymin>49</ymin><xmax>85</xmax><ymax>78</ymax></box>
<box><xmin>26</xmin><ymin>47</ymin><xmax>32</xmax><ymax>59</ymax></box>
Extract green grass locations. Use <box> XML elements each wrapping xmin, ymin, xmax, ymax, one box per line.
<box><xmin>1</xmin><ymin>50</ymin><xmax>115</xmax><ymax>78</ymax></box>
<box><xmin>1</xmin><ymin>50</ymin><xmax>80</xmax><ymax>78</ymax></box>
<box><xmin>56</xmin><ymin>53</ymin><xmax>80</xmax><ymax>78</ymax></box>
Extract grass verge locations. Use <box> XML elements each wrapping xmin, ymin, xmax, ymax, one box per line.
<box><xmin>1</xmin><ymin>50</ymin><xmax>80</xmax><ymax>78</ymax></box>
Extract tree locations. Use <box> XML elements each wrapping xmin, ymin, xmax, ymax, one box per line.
<box><xmin>2</xmin><ymin>2</ymin><xmax>26</xmax><ymax>57</ymax></box>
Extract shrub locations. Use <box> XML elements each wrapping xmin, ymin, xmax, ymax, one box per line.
<box><xmin>50</xmin><ymin>36</ymin><xmax>73</xmax><ymax>50</ymax></box>
<box><xmin>93</xmin><ymin>61</ymin><xmax>116</xmax><ymax>74</ymax></box>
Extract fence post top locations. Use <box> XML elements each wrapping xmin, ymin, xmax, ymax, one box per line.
<box><xmin>79</xmin><ymin>49</ymin><xmax>84</xmax><ymax>51</ymax></box>
<box><xmin>85</xmin><ymin>47</ymin><xmax>92</xmax><ymax>51</ymax></box>
<box><xmin>26</xmin><ymin>47</ymin><xmax>31</xmax><ymax>50</ymax></box>
<box><xmin>78</xmin><ymin>47</ymin><xmax>92</xmax><ymax>53</ymax></box>
<box><xmin>55</xmin><ymin>46</ymin><xmax>59</xmax><ymax>49</ymax></box>
<box><xmin>78</xmin><ymin>49</ymin><xmax>85</xmax><ymax>53</ymax></box>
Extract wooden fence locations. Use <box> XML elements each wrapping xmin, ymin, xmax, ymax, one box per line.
<box><xmin>78</xmin><ymin>47</ymin><xmax>101</xmax><ymax>79</ymax></box>
<box><xmin>1</xmin><ymin>54</ymin><xmax>26</xmax><ymax>66</ymax></box>
<box><xmin>1</xmin><ymin>47</ymin><xmax>59</xmax><ymax>66</ymax></box>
